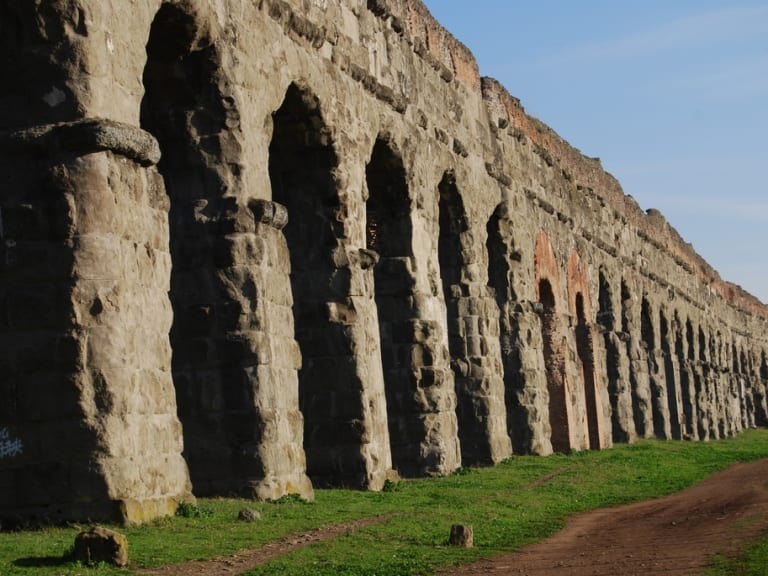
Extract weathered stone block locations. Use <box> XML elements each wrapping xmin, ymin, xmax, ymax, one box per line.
<box><xmin>73</xmin><ymin>527</ymin><xmax>129</xmax><ymax>567</ymax></box>
<box><xmin>238</xmin><ymin>508</ymin><xmax>262</xmax><ymax>522</ymax></box>
<box><xmin>449</xmin><ymin>524</ymin><xmax>474</xmax><ymax>547</ymax></box>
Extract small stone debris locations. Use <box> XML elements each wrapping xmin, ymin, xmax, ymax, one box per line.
<box><xmin>238</xmin><ymin>508</ymin><xmax>262</xmax><ymax>522</ymax></box>
<box><xmin>448</xmin><ymin>524</ymin><xmax>474</xmax><ymax>548</ymax></box>
<box><xmin>73</xmin><ymin>526</ymin><xmax>129</xmax><ymax>567</ymax></box>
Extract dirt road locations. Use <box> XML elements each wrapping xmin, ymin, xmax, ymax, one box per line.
<box><xmin>439</xmin><ymin>459</ymin><xmax>768</xmax><ymax>576</ymax></box>
<box><xmin>142</xmin><ymin>459</ymin><xmax>768</xmax><ymax>576</ymax></box>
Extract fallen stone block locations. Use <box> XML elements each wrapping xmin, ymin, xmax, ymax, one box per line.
<box><xmin>73</xmin><ymin>526</ymin><xmax>128</xmax><ymax>567</ymax></box>
<box><xmin>448</xmin><ymin>524</ymin><xmax>474</xmax><ymax>548</ymax></box>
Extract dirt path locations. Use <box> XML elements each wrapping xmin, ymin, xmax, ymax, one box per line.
<box><xmin>137</xmin><ymin>515</ymin><xmax>395</xmax><ymax>576</ymax></box>
<box><xmin>139</xmin><ymin>459</ymin><xmax>768</xmax><ymax>576</ymax></box>
<box><xmin>439</xmin><ymin>459</ymin><xmax>768</xmax><ymax>576</ymax></box>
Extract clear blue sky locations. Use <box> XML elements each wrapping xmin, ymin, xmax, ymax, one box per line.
<box><xmin>422</xmin><ymin>1</ymin><xmax>768</xmax><ymax>304</ymax></box>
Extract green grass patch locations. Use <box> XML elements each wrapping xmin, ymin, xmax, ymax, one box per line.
<box><xmin>706</xmin><ymin>534</ymin><xmax>768</xmax><ymax>576</ymax></box>
<box><xmin>2</xmin><ymin>429</ymin><xmax>768</xmax><ymax>576</ymax></box>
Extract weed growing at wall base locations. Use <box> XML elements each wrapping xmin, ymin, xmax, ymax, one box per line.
<box><xmin>175</xmin><ymin>501</ymin><xmax>213</xmax><ymax>519</ymax></box>
<box><xmin>1</xmin><ymin>430</ymin><xmax>768</xmax><ymax>576</ymax></box>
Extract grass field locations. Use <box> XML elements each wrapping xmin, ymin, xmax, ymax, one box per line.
<box><xmin>707</xmin><ymin>538</ymin><xmax>768</xmax><ymax>576</ymax></box>
<box><xmin>2</xmin><ymin>429</ymin><xmax>768</xmax><ymax>576</ymax></box>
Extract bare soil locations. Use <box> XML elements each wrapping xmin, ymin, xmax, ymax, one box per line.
<box><xmin>139</xmin><ymin>459</ymin><xmax>768</xmax><ymax>576</ymax></box>
<box><xmin>439</xmin><ymin>458</ymin><xmax>768</xmax><ymax>576</ymax></box>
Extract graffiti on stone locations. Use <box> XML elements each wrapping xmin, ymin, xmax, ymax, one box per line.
<box><xmin>0</xmin><ymin>428</ymin><xmax>23</xmax><ymax>459</ymax></box>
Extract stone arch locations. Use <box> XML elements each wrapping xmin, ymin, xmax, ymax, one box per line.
<box><xmin>366</xmin><ymin>138</ymin><xmax>413</xmax><ymax>258</ymax></box>
<box><xmin>620</xmin><ymin>280</ymin><xmax>632</xmax><ymax>336</ymax></box>
<box><xmin>597</xmin><ymin>271</ymin><xmax>615</xmax><ymax>332</ymax></box>
<box><xmin>698</xmin><ymin>326</ymin><xmax>708</xmax><ymax>363</ymax></box>
<box><xmin>436</xmin><ymin>176</ymin><xmax>511</xmax><ymax>465</ymax></box>
<box><xmin>269</xmin><ymin>82</ymin><xmax>368</xmax><ymax>488</ymax></box>
<box><xmin>437</xmin><ymin>172</ymin><xmax>468</xmax><ymax>455</ymax></box>
<box><xmin>486</xmin><ymin>203</ymin><xmax>517</xmax><ymax>308</ymax></box>
<box><xmin>538</xmin><ymin>278</ymin><xmax>571</xmax><ymax>452</ymax></box>
<box><xmin>141</xmin><ymin>1</ymin><xmax>252</xmax><ymax>496</ymax></box>
<box><xmin>739</xmin><ymin>347</ymin><xmax>754</xmax><ymax>428</ymax></box>
<box><xmin>568</xmin><ymin>251</ymin><xmax>601</xmax><ymax>450</ymax></box>
<box><xmin>438</xmin><ymin>173</ymin><xmax>481</xmax><ymax>464</ymax></box>
<box><xmin>709</xmin><ymin>331</ymin><xmax>725</xmax><ymax>438</ymax></box>
<box><xmin>575</xmin><ymin>292</ymin><xmax>601</xmax><ymax>449</ymax></box>
<box><xmin>688</xmin><ymin>319</ymin><xmax>706</xmax><ymax>440</ymax></box>
<box><xmin>698</xmin><ymin>325</ymin><xmax>715</xmax><ymax>440</ymax></box>
<box><xmin>731</xmin><ymin>342</ymin><xmax>744</xmax><ymax>431</ymax></box>
<box><xmin>686</xmin><ymin>319</ymin><xmax>696</xmax><ymax>362</ymax></box>
<box><xmin>641</xmin><ymin>298</ymin><xmax>655</xmax><ymax>350</ymax></box>
<box><xmin>677</xmin><ymin>313</ymin><xmax>696</xmax><ymax>439</ymax></box>
<box><xmin>534</xmin><ymin>231</ymin><xmax>560</xmax><ymax>293</ymax></box>
<box><xmin>438</xmin><ymin>172</ymin><xmax>466</xmax><ymax>292</ymax></box>
<box><xmin>365</xmin><ymin>136</ymin><xmax>422</xmax><ymax>476</ymax></box>
<box><xmin>752</xmin><ymin>350</ymin><xmax>768</xmax><ymax>427</ymax></box>
<box><xmin>598</xmin><ymin>270</ymin><xmax>632</xmax><ymax>443</ymax></box>
<box><xmin>722</xmin><ymin>334</ymin><xmax>737</xmax><ymax>436</ymax></box>
<box><xmin>660</xmin><ymin>308</ymin><xmax>681</xmax><ymax>439</ymax></box>
<box><xmin>709</xmin><ymin>333</ymin><xmax>720</xmax><ymax>438</ymax></box>
<box><xmin>623</xmin><ymin>280</ymin><xmax>648</xmax><ymax>437</ymax></box>
<box><xmin>641</xmin><ymin>297</ymin><xmax>667</xmax><ymax>438</ymax></box>
<box><xmin>487</xmin><ymin>203</ymin><xmax>536</xmax><ymax>454</ymax></box>
<box><xmin>534</xmin><ymin>232</ymin><xmax>571</xmax><ymax>452</ymax></box>
<box><xmin>566</xmin><ymin>251</ymin><xmax>591</xmax><ymax>319</ymax></box>
<box><xmin>758</xmin><ymin>351</ymin><xmax>768</xmax><ymax>427</ymax></box>
<box><xmin>762</xmin><ymin>351</ymin><xmax>768</xmax><ymax>381</ymax></box>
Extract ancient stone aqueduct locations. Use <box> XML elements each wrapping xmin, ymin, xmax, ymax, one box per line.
<box><xmin>2</xmin><ymin>0</ymin><xmax>768</xmax><ymax>525</ymax></box>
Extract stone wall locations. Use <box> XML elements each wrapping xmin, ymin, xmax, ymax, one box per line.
<box><xmin>1</xmin><ymin>0</ymin><xmax>766</xmax><ymax>525</ymax></box>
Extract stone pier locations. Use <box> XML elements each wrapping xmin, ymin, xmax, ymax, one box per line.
<box><xmin>1</xmin><ymin>0</ymin><xmax>766</xmax><ymax>525</ymax></box>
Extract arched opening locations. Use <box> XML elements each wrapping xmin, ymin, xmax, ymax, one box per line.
<box><xmin>660</xmin><ymin>310</ymin><xmax>681</xmax><ymax>439</ymax></box>
<box><xmin>641</xmin><ymin>298</ymin><xmax>665</xmax><ymax>438</ymax></box>
<box><xmin>597</xmin><ymin>274</ymin><xmax>614</xmax><ymax>332</ymax></box>
<box><xmin>486</xmin><ymin>208</ymin><xmax>517</xmax><ymax>308</ymax></box>
<box><xmin>732</xmin><ymin>344</ymin><xmax>743</xmax><ymax>429</ymax></box>
<box><xmin>268</xmin><ymin>83</ymin><xmax>366</xmax><ymax>488</ymax></box>
<box><xmin>687</xmin><ymin>319</ymin><xmax>703</xmax><ymax>437</ymax></box>
<box><xmin>622</xmin><ymin>281</ymin><xmax>645</xmax><ymax>437</ymax></box>
<box><xmin>620</xmin><ymin>281</ymin><xmax>631</xmax><ymax>336</ymax></box>
<box><xmin>698</xmin><ymin>327</ymin><xmax>708</xmax><ymax>363</ymax></box>
<box><xmin>698</xmin><ymin>326</ymin><xmax>712</xmax><ymax>439</ymax></box>
<box><xmin>575</xmin><ymin>293</ymin><xmax>600</xmax><ymax>449</ymax></box>
<box><xmin>640</xmin><ymin>299</ymin><xmax>655</xmax><ymax>349</ymax></box>
<box><xmin>487</xmin><ymin>206</ymin><xmax>528</xmax><ymax>452</ymax></box>
<box><xmin>141</xmin><ymin>3</ymin><xmax>242</xmax><ymax>494</ymax></box>
<box><xmin>758</xmin><ymin>351</ymin><xmax>768</xmax><ymax>427</ymax></box>
<box><xmin>438</xmin><ymin>173</ymin><xmax>465</xmax><ymax>295</ymax></box>
<box><xmin>678</xmin><ymin>316</ymin><xmax>695</xmax><ymax>438</ymax></box>
<box><xmin>438</xmin><ymin>173</ymin><xmax>479</xmax><ymax>463</ymax></box>
<box><xmin>709</xmin><ymin>333</ymin><xmax>725</xmax><ymax>438</ymax></box>
<box><xmin>539</xmin><ymin>279</ymin><xmax>570</xmax><ymax>452</ymax></box>
<box><xmin>762</xmin><ymin>352</ymin><xmax>768</xmax><ymax>381</ymax></box>
<box><xmin>598</xmin><ymin>272</ymin><xmax>627</xmax><ymax>443</ymax></box>
<box><xmin>366</xmin><ymin>138</ymin><xmax>418</xmax><ymax>475</ymax></box>
<box><xmin>739</xmin><ymin>348</ymin><xmax>753</xmax><ymax>428</ymax></box>
<box><xmin>686</xmin><ymin>320</ymin><xmax>696</xmax><ymax>364</ymax></box>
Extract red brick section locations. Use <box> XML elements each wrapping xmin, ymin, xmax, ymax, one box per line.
<box><xmin>567</xmin><ymin>250</ymin><xmax>593</xmax><ymax>319</ymax></box>
<box><xmin>388</xmin><ymin>1</ymin><xmax>765</xmax><ymax>316</ymax></box>
<box><xmin>405</xmin><ymin>0</ymin><xmax>481</xmax><ymax>91</ymax></box>
<box><xmin>482</xmin><ymin>76</ymin><xmax>767</xmax><ymax>318</ymax></box>
<box><xmin>534</xmin><ymin>231</ymin><xmax>562</xmax><ymax>308</ymax></box>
